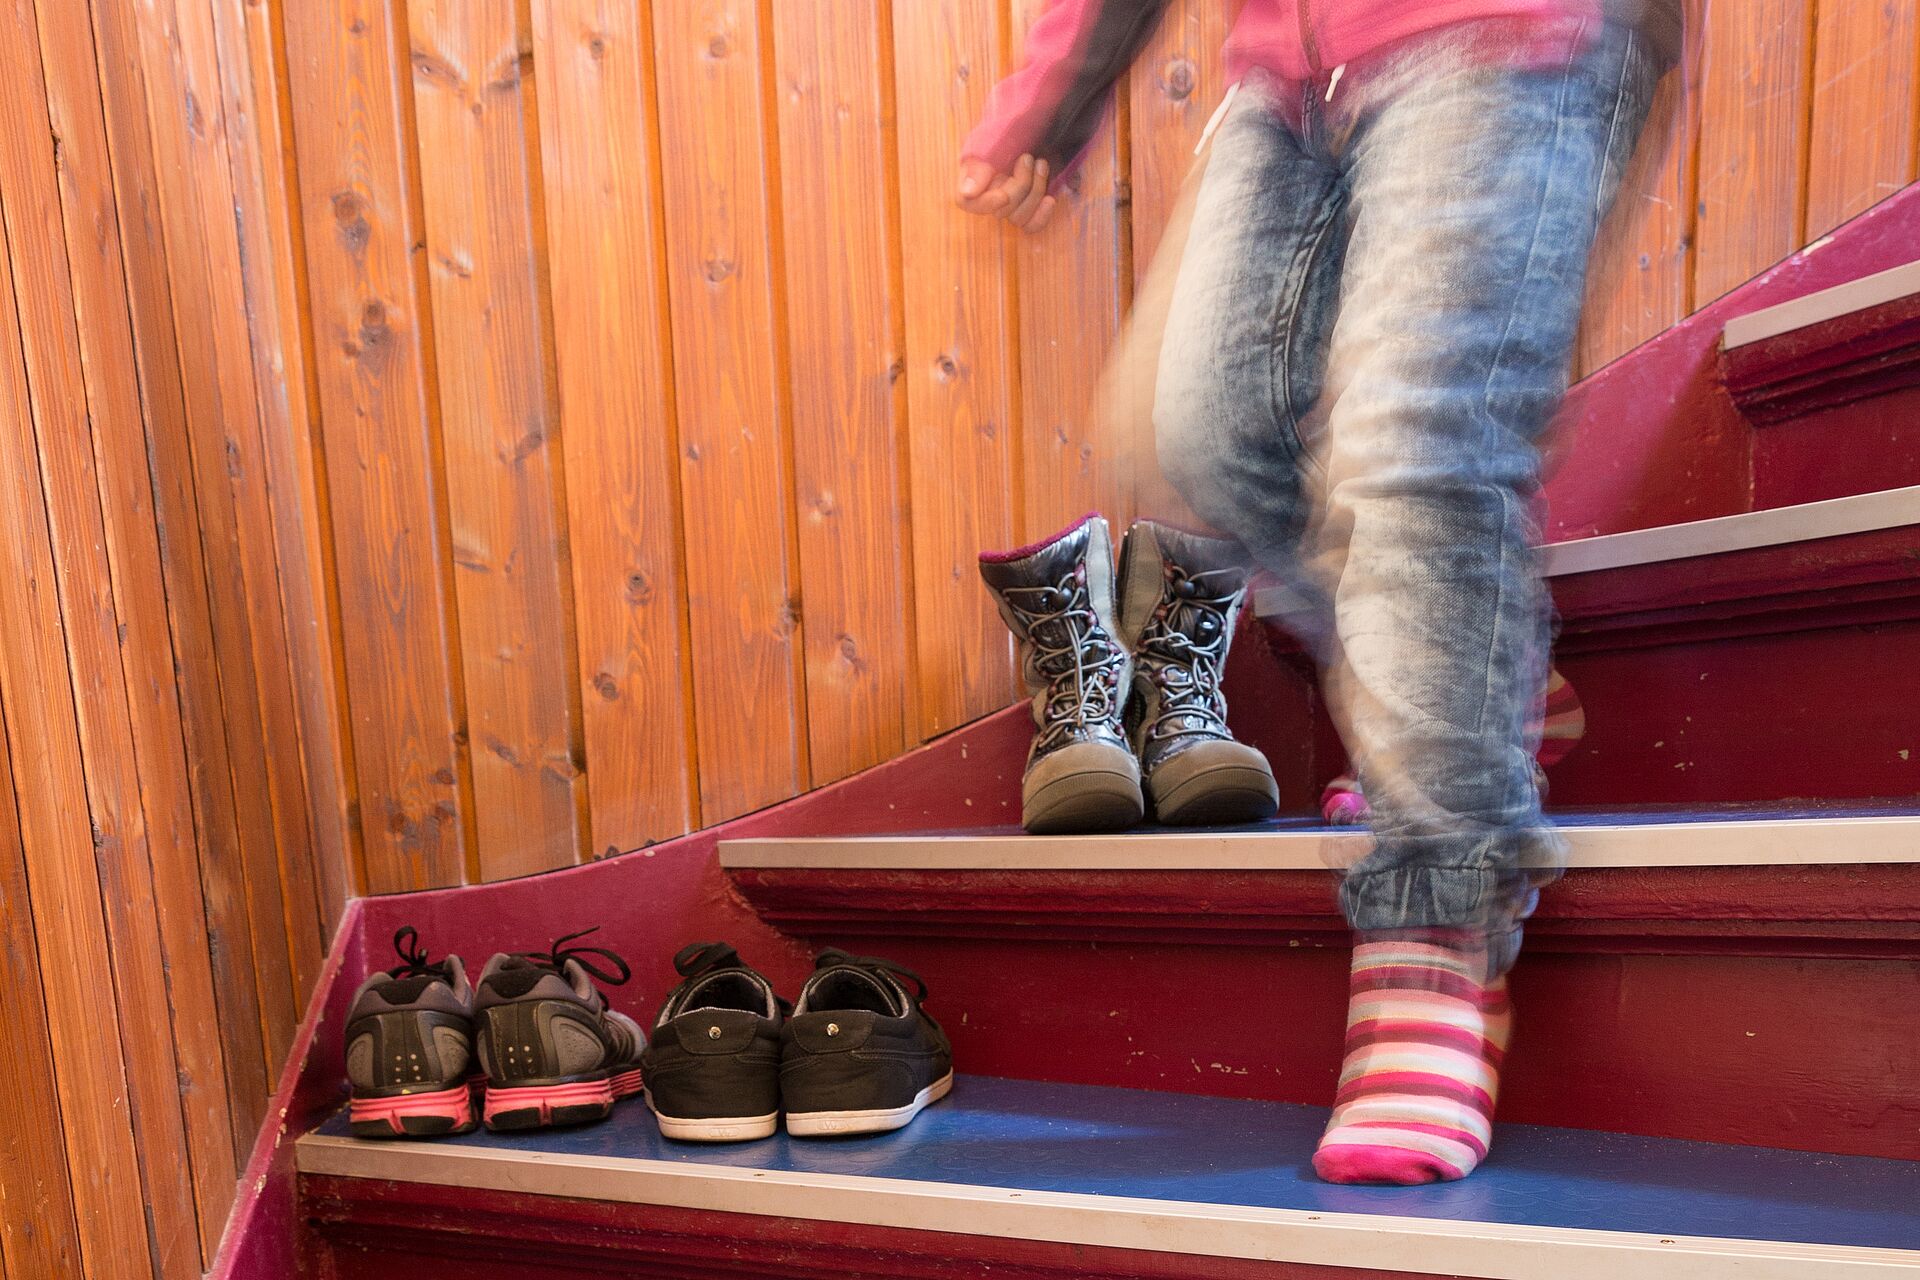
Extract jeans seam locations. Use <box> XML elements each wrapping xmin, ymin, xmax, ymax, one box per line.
<box><xmin>1271</xmin><ymin>194</ymin><xmax>1343</xmax><ymax>475</ymax></box>
<box><xmin>1594</xmin><ymin>30</ymin><xmax>1637</xmax><ymax>224</ymax></box>
<box><xmin>1468</xmin><ymin>27</ymin><xmax>1584</xmax><ymax>735</ymax></box>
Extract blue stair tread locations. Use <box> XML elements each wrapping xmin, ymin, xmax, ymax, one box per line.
<box><xmin>308</xmin><ymin>1074</ymin><xmax>1920</xmax><ymax>1252</ymax></box>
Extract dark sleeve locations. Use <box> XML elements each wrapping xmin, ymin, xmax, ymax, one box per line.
<box><xmin>962</xmin><ymin>0</ymin><xmax>1172</xmax><ymax>178</ymax></box>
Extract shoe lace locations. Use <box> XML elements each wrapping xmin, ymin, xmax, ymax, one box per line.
<box><xmin>515</xmin><ymin>926</ymin><xmax>632</xmax><ymax>987</ymax></box>
<box><xmin>1136</xmin><ymin>565</ymin><xmax>1238</xmax><ymax>742</ymax></box>
<box><xmin>814</xmin><ymin>947</ymin><xmax>929</xmax><ymax>1001</ymax></box>
<box><xmin>386</xmin><ymin>926</ymin><xmax>441</xmax><ymax>979</ymax></box>
<box><xmin>1001</xmin><ymin>569</ymin><xmax>1126</xmax><ymax>752</ymax></box>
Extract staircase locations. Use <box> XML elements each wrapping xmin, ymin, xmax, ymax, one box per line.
<box><xmin>248</xmin><ymin>201</ymin><xmax>1920</xmax><ymax>1280</ymax></box>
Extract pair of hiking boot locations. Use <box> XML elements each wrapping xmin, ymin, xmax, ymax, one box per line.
<box><xmin>344</xmin><ymin>927</ymin><xmax>645</xmax><ymax>1138</ymax></box>
<box><xmin>642</xmin><ymin>942</ymin><xmax>951</xmax><ymax>1142</ymax></box>
<box><xmin>980</xmin><ymin>515</ymin><xmax>1280</xmax><ymax>833</ymax></box>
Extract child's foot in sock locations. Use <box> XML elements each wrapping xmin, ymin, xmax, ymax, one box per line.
<box><xmin>1312</xmin><ymin>937</ymin><xmax>1511</xmax><ymax>1185</ymax></box>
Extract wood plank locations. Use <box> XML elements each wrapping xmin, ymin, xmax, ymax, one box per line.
<box><xmin>1804</xmin><ymin>0</ymin><xmax>1919</xmax><ymax>240</ymax></box>
<box><xmin>409</xmin><ymin>0</ymin><xmax>586</xmax><ymax>878</ymax></box>
<box><xmin>211</xmin><ymin>0</ymin><xmax>361</xmax><ymax>921</ymax></box>
<box><xmin>1122</xmin><ymin>0</ymin><xmax>1231</xmax><ymax>526</ymax></box>
<box><xmin>0</xmin><ymin>96</ymin><xmax>151</xmax><ymax>1280</ymax></box>
<box><xmin>129</xmin><ymin>0</ymin><xmax>306</xmax><ymax>1075</ymax></box>
<box><xmin>1126</xmin><ymin>0</ymin><xmax>1235</xmax><ymax>283</ymax></box>
<box><xmin>1575</xmin><ymin>67</ymin><xmax>1697</xmax><ymax>376</ymax></box>
<box><xmin>529</xmin><ymin>0</ymin><xmax>698</xmax><ymax>854</ymax></box>
<box><xmin>1691</xmin><ymin>0</ymin><xmax>1815</xmax><ymax>307</ymax></box>
<box><xmin>283</xmin><ymin>0</ymin><xmax>474</xmax><ymax>892</ymax></box>
<box><xmin>0</xmin><ymin>691</ymin><xmax>82</xmax><ymax>1280</ymax></box>
<box><xmin>771</xmin><ymin>0</ymin><xmax>916</xmax><ymax>784</ymax></box>
<box><xmin>1012</xmin><ymin>0</ymin><xmax>1131</xmax><ymax>540</ymax></box>
<box><xmin>651</xmin><ymin>0</ymin><xmax>809</xmax><ymax>819</ymax></box>
<box><xmin>33</xmin><ymin>0</ymin><xmax>243</xmax><ymax>1260</ymax></box>
<box><xmin>0</xmin><ymin>8</ymin><xmax>218</xmax><ymax>1272</ymax></box>
<box><xmin>892</xmin><ymin>0</ymin><xmax>1020</xmax><ymax>736</ymax></box>
<box><xmin>140</xmin><ymin>0</ymin><xmax>328</xmax><ymax>1019</ymax></box>
<box><xmin>83</xmin><ymin>0</ymin><xmax>271</xmax><ymax>1157</ymax></box>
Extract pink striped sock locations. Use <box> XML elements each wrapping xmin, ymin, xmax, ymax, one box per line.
<box><xmin>1312</xmin><ymin>938</ymin><xmax>1511</xmax><ymax>1185</ymax></box>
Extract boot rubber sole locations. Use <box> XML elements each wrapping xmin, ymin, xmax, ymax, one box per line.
<box><xmin>348</xmin><ymin>1080</ymin><xmax>476</xmax><ymax>1139</ymax></box>
<box><xmin>1024</xmin><ymin>769</ymin><xmax>1143</xmax><ymax>834</ymax></box>
<box><xmin>786</xmin><ymin>1071</ymin><xmax>954</xmax><ymax>1138</ymax></box>
<box><xmin>1152</xmin><ymin>761</ymin><xmax>1280</xmax><ymax>827</ymax></box>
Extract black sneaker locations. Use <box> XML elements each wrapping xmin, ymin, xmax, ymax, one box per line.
<box><xmin>473</xmin><ymin>928</ymin><xmax>646</xmax><ymax>1130</ymax></box>
<box><xmin>344</xmin><ymin>928</ymin><xmax>477</xmax><ymax>1139</ymax></box>
<box><xmin>782</xmin><ymin>949</ymin><xmax>953</xmax><ymax>1137</ymax></box>
<box><xmin>641</xmin><ymin>942</ymin><xmax>787</xmax><ymax>1141</ymax></box>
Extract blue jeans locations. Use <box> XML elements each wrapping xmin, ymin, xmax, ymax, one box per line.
<box><xmin>1154</xmin><ymin>18</ymin><xmax>1657</xmax><ymax>966</ymax></box>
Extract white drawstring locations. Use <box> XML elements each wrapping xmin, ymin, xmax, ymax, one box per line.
<box><xmin>1194</xmin><ymin>81</ymin><xmax>1241</xmax><ymax>155</ymax></box>
<box><xmin>1325</xmin><ymin>63</ymin><xmax>1347</xmax><ymax>102</ymax></box>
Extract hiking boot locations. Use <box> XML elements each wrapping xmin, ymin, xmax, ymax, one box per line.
<box><xmin>642</xmin><ymin>941</ymin><xmax>787</xmax><ymax>1142</ymax></box>
<box><xmin>474</xmin><ymin>928</ymin><xmax>645</xmax><ymax>1130</ymax></box>
<box><xmin>979</xmin><ymin>515</ymin><xmax>1143</xmax><ymax>833</ymax></box>
<box><xmin>782</xmin><ymin>949</ymin><xmax>952</xmax><ymax>1138</ymax></box>
<box><xmin>1118</xmin><ymin>520</ymin><xmax>1279</xmax><ymax>825</ymax></box>
<box><xmin>344</xmin><ymin>927</ymin><xmax>477</xmax><ymax>1139</ymax></box>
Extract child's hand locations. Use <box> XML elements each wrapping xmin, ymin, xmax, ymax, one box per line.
<box><xmin>955</xmin><ymin>154</ymin><xmax>1058</xmax><ymax>232</ymax></box>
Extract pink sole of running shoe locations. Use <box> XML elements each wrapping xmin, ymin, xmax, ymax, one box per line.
<box><xmin>483</xmin><ymin>1076</ymin><xmax>627</xmax><ymax>1130</ymax></box>
<box><xmin>348</xmin><ymin>1080</ymin><xmax>476</xmax><ymax>1138</ymax></box>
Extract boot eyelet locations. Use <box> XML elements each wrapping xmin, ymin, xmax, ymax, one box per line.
<box><xmin>708</xmin><ymin>1025</ymin><xmax>722</xmax><ymax>1039</ymax></box>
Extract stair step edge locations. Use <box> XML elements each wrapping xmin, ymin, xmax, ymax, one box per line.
<box><xmin>718</xmin><ymin>812</ymin><xmax>1920</xmax><ymax>871</ymax></box>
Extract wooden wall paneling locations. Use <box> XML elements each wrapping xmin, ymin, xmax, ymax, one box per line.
<box><xmin>142</xmin><ymin>0</ymin><xmax>329</xmax><ymax>1010</ymax></box>
<box><xmin>1574</xmin><ymin>66</ymin><xmax>1699</xmax><ymax>376</ymax></box>
<box><xmin>771</xmin><ymin>0</ymin><xmax>916</xmax><ymax>784</ymax></box>
<box><xmin>0</xmin><ymin>694</ymin><xmax>82</xmax><ymax>1280</ymax></box>
<box><xmin>891</xmin><ymin>0</ymin><xmax>1020</xmax><ymax>736</ymax></box>
<box><xmin>409</xmin><ymin>0</ymin><xmax>587</xmax><ymax>878</ymax></box>
<box><xmin>529</xmin><ymin>0</ymin><xmax>699</xmax><ymax>855</ymax></box>
<box><xmin>1691</xmin><ymin>0</ymin><xmax>1815</xmax><ymax>307</ymax></box>
<box><xmin>0</xmin><ymin>9</ymin><xmax>211</xmax><ymax>1272</ymax></box>
<box><xmin>1126</xmin><ymin>0</ymin><xmax>1234</xmax><ymax>285</ymax></box>
<box><xmin>1803</xmin><ymin>0</ymin><xmax>1919</xmax><ymax>239</ymax></box>
<box><xmin>283</xmin><ymin>0</ymin><xmax>475</xmax><ymax>892</ymax></box>
<box><xmin>84</xmin><ymin>0</ymin><xmax>272</xmax><ymax>1153</ymax></box>
<box><xmin>1124</xmin><ymin>0</ymin><xmax>1229</xmax><ymax>526</ymax></box>
<box><xmin>212</xmin><ymin>0</ymin><xmax>361</xmax><ymax>920</ymax></box>
<box><xmin>32</xmin><ymin>0</ymin><xmax>242</xmax><ymax>1258</ymax></box>
<box><xmin>0</xmin><ymin>123</ymin><xmax>152</xmax><ymax>1280</ymax></box>
<box><xmin>651</xmin><ymin>0</ymin><xmax>810</xmax><ymax>820</ymax></box>
<box><xmin>1012</xmin><ymin>0</ymin><xmax>1132</xmax><ymax>541</ymax></box>
<box><xmin>129</xmin><ymin>0</ymin><xmax>308</xmax><ymax>1066</ymax></box>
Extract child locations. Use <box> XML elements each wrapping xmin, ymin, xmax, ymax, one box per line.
<box><xmin>959</xmin><ymin>1</ymin><xmax>1676</xmax><ymax>1184</ymax></box>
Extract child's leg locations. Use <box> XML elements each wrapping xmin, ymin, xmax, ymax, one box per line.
<box><xmin>1151</xmin><ymin>72</ymin><xmax>1343</xmax><ymax>642</ymax></box>
<box><xmin>1308</xmin><ymin>21</ymin><xmax>1658</xmax><ymax>1183</ymax></box>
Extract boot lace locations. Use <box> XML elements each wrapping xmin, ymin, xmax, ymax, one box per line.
<box><xmin>1137</xmin><ymin>565</ymin><xmax>1239</xmax><ymax>743</ymax></box>
<box><xmin>1001</xmin><ymin>568</ymin><xmax>1126</xmax><ymax>752</ymax></box>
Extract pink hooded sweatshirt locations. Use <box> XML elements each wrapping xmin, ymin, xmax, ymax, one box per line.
<box><xmin>962</xmin><ymin>0</ymin><xmax>1681</xmax><ymax>177</ymax></box>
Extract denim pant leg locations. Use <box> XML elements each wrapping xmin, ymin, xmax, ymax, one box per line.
<box><xmin>1319</xmin><ymin>25</ymin><xmax>1657</xmax><ymax>955</ymax></box>
<box><xmin>1152</xmin><ymin>74</ymin><xmax>1344</xmax><ymax>649</ymax></box>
